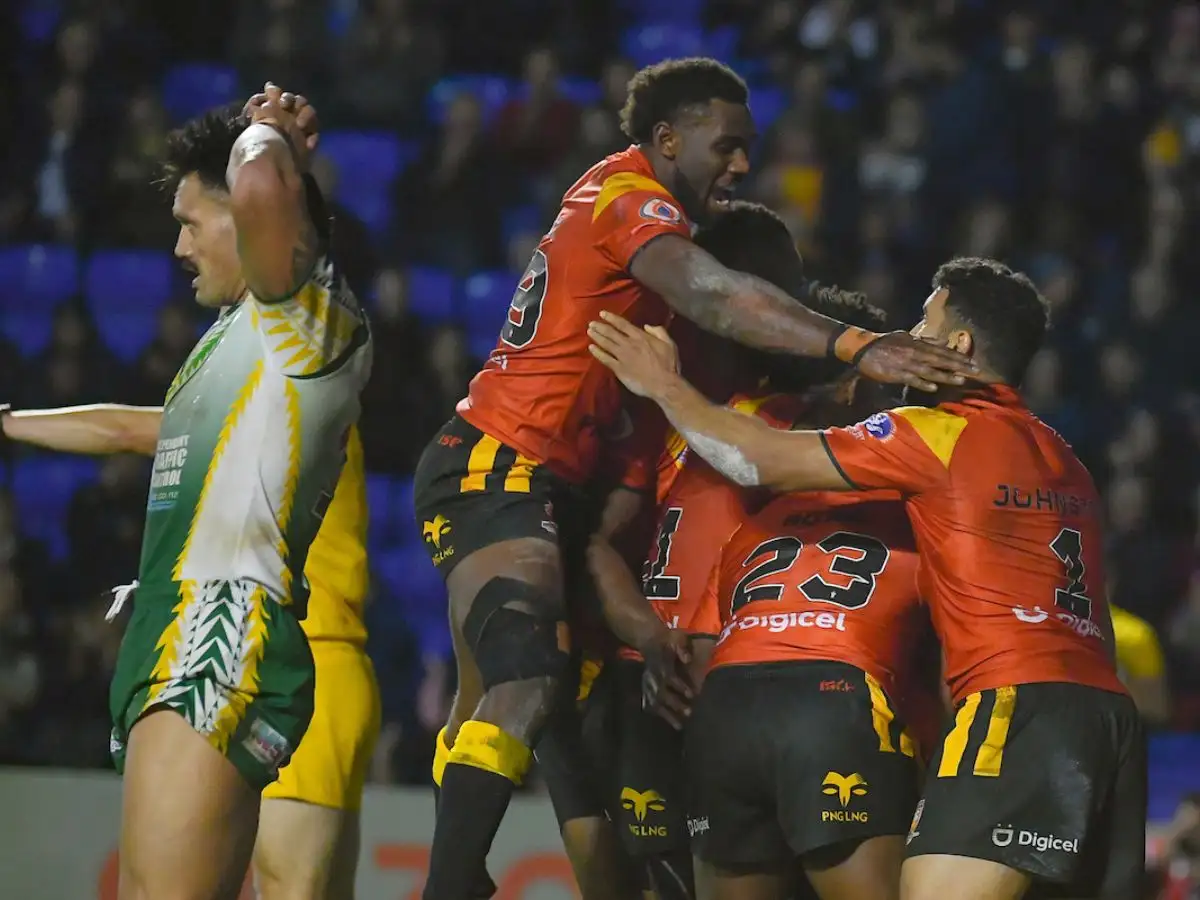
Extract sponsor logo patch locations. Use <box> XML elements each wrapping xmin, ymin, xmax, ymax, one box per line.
<box><xmin>822</xmin><ymin>771</ymin><xmax>869</xmax><ymax>823</ymax></box>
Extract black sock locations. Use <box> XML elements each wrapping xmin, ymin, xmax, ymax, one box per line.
<box><xmin>423</xmin><ymin>764</ymin><xmax>513</xmax><ymax>900</ymax></box>
<box><xmin>431</xmin><ymin>778</ymin><xmax>498</xmax><ymax>899</ymax></box>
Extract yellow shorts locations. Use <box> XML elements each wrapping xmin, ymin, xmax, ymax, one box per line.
<box><xmin>262</xmin><ymin>640</ymin><xmax>381</xmax><ymax>811</ymax></box>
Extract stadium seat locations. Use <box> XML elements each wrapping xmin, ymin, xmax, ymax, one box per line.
<box><xmin>19</xmin><ymin>1</ymin><xmax>62</xmax><ymax>44</ymax></box>
<box><xmin>374</xmin><ymin>544</ymin><xmax>445</xmax><ymax>611</ymax></box>
<box><xmin>0</xmin><ymin>311</ymin><xmax>54</xmax><ymax>356</ymax></box>
<box><xmin>558</xmin><ymin>77</ymin><xmax>603</xmax><ymax>107</ymax></box>
<box><xmin>404</xmin><ymin>266</ymin><xmax>457</xmax><ymax>324</ymax></box>
<box><xmin>466</xmin><ymin>329</ymin><xmax>499</xmax><ymax>363</ymax></box>
<box><xmin>426</xmin><ymin>76</ymin><xmax>513</xmax><ymax>126</ymax></box>
<box><xmin>502</xmin><ymin>205</ymin><xmax>546</xmax><ymax>245</ymax></box>
<box><xmin>706</xmin><ymin>25</ymin><xmax>741</xmax><ymax>62</ymax></box>
<box><xmin>96</xmin><ymin>312</ymin><xmax>157</xmax><ymax>363</ymax></box>
<box><xmin>319</xmin><ymin>131</ymin><xmax>414</xmax><ymax>190</ymax></box>
<box><xmin>394</xmin><ymin>477</ymin><xmax>416</xmax><ymax>532</ymax></box>
<box><xmin>619</xmin><ymin>24</ymin><xmax>706</xmax><ymax>69</ymax></box>
<box><xmin>84</xmin><ymin>250</ymin><xmax>175</xmax><ymax>319</ymax></box>
<box><xmin>749</xmin><ymin>86</ymin><xmax>789</xmax><ymax>131</ymax></box>
<box><xmin>11</xmin><ymin>455</ymin><xmax>101</xmax><ymax>559</ymax></box>
<box><xmin>0</xmin><ymin>244</ymin><xmax>79</xmax><ymax>310</ymax></box>
<box><xmin>459</xmin><ymin>270</ymin><xmax>513</xmax><ymax>325</ymax></box>
<box><xmin>161</xmin><ymin>63</ymin><xmax>239</xmax><ymax>123</ymax></box>
<box><xmin>618</xmin><ymin>0</ymin><xmax>703</xmax><ymax>25</ymax></box>
<box><xmin>336</xmin><ymin>186</ymin><xmax>395</xmax><ymax>234</ymax></box>
<box><xmin>366</xmin><ymin>473</ymin><xmax>398</xmax><ymax>545</ymax></box>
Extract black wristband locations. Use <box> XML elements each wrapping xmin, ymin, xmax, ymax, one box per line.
<box><xmin>826</xmin><ymin>324</ymin><xmax>849</xmax><ymax>360</ymax></box>
<box><xmin>849</xmin><ymin>334</ymin><xmax>883</xmax><ymax>368</ymax></box>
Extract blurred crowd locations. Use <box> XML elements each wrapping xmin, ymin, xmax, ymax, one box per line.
<box><xmin>2</xmin><ymin>1</ymin><xmax>1200</xmax><ymax>887</ymax></box>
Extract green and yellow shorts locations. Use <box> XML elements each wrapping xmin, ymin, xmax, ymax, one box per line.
<box><xmin>109</xmin><ymin>579</ymin><xmax>315</xmax><ymax>791</ymax></box>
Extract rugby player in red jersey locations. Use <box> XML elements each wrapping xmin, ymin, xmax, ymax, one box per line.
<box><xmin>412</xmin><ymin>56</ymin><xmax>976</xmax><ymax>900</ymax></box>
<box><xmin>589</xmin><ymin>257</ymin><xmax>1144</xmax><ymax>900</ymax></box>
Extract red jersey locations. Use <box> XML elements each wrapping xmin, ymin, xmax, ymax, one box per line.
<box><xmin>458</xmin><ymin>146</ymin><xmax>692</xmax><ymax>485</ymax></box>
<box><xmin>820</xmin><ymin>386</ymin><xmax>1126</xmax><ymax>703</ymax></box>
<box><xmin>691</xmin><ymin>493</ymin><xmax>923</xmax><ymax>704</ymax></box>
<box><xmin>618</xmin><ymin>394</ymin><xmax>805</xmax><ymax>662</ymax></box>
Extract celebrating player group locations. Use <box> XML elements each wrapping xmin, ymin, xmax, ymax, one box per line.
<box><xmin>0</xmin><ymin>51</ymin><xmax>1143</xmax><ymax>900</ymax></box>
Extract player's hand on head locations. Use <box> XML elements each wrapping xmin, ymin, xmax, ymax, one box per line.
<box><xmin>248</xmin><ymin>82</ymin><xmax>318</xmax><ymax>167</ymax></box>
<box><xmin>854</xmin><ymin>331</ymin><xmax>978</xmax><ymax>393</ymax></box>
<box><xmin>587</xmin><ymin>312</ymin><xmax>679</xmax><ymax>399</ymax></box>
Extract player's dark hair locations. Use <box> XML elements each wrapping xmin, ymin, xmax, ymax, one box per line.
<box><xmin>620</xmin><ymin>57</ymin><xmax>748</xmax><ymax>144</ymax></box>
<box><xmin>159</xmin><ymin>103</ymin><xmax>249</xmax><ymax>194</ymax></box>
<box><xmin>694</xmin><ymin>201</ymin><xmax>803</xmax><ymax>294</ymax></box>
<box><xmin>932</xmin><ymin>256</ymin><xmax>1049</xmax><ymax>385</ymax></box>
<box><xmin>762</xmin><ymin>281</ymin><xmax>890</xmax><ymax>392</ymax></box>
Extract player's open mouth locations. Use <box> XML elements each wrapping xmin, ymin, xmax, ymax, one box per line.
<box><xmin>711</xmin><ymin>187</ymin><xmax>735</xmax><ymax>209</ymax></box>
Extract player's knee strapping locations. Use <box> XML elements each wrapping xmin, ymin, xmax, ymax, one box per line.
<box><xmin>463</xmin><ymin>576</ymin><xmax>569</xmax><ymax>689</ymax></box>
<box><xmin>448</xmin><ymin>720</ymin><xmax>534</xmax><ymax>785</ymax></box>
<box><xmin>433</xmin><ymin>726</ymin><xmax>452</xmax><ymax>787</ymax></box>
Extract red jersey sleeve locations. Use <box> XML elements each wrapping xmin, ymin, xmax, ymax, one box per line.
<box><xmin>688</xmin><ymin>557</ymin><xmax>723</xmax><ymax>637</ymax></box>
<box><xmin>820</xmin><ymin>407</ymin><xmax>968</xmax><ymax>496</ymax></box>
<box><xmin>592</xmin><ymin>173</ymin><xmax>692</xmax><ymax>269</ymax></box>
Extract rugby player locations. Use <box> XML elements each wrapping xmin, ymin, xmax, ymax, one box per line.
<box><xmin>413</xmin><ymin>57</ymin><xmax>975</xmax><ymax>900</ymax></box>
<box><xmin>20</xmin><ymin>86</ymin><xmax>370</xmax><ymax>899</ymax></box>
<box><xmin>589</xmin><ymin>257</ymin><xmax>1144</xmax><ymax>900</ymax></box>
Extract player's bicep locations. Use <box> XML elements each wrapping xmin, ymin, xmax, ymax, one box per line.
<box><xmin>819</xmin><ymin>408</ymin><xmax>961</xmax><ymax>494</ymax></box>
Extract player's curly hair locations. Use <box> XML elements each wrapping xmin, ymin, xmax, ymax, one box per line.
<box><xmin>158</xmin><ymin>103</ymin><xmax>249</xmax><ymax>194</ymax></box>
<box><xmin>763</xmin><ymin>280</ymin><xmax>891</xmax><ymax>392</ymax></box>
<box><xmin>620</xmin><ymin>57</ymin><xmax>748</xmax><ymax>144</ymax></box>
<box><xmin>932</xmin><ymin>256</ymin><xmax>1049</xmax><ymax>385</ymax></box>
<box><xmin>694</xmin><ymin>201</ymin><xmax>803</xmax><ymax>294</ymax></box>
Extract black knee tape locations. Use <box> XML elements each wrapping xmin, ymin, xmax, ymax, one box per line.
<box><xmin>465</xmin><ymin>577</ymin><xmax>568</xmax><ymax>689</ymax></box>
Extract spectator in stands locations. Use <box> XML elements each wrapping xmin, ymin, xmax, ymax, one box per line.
<box><xmin>332</xmin><ymin>0</ymin><xmax>443</xmax><ymax>132</ymax></box>
<box><xmin>126</xmin><ymin>301</ymin><xmax>200</xmax><ymax>405</ymax></box>
<box><xmin>31</xmin><ymin>305</ymin><xmax>121</xmax><ymax>402</ymax></box>
<box><xmin>104</xmin><ymin>89</ymin><xmax>173</xmax><ymax>247</ymax></box>
<box><xmin>393</xmin><ymin>92</ymin><xmax>503</xmax><ymax>272</ymax></box>
<box><xmin>230</xmin><ymin>0</ymin><xmax>330</xmax><ymax>92</ymax></box>
<box><xmin>309</xmin><ymin>153</ymin><xmax>376</xmax><ymax>297</ymax></box>
<box><xmin>494</xmin><ymin>47</ymin><xmax>580</xmax><ymax>177</ymax></box>
<box><xmin>547</xmin><ymin>105</ymin><xmax>625</xmax><ymax>216</ymax></box>
<box><xmin>66</xmin><ymin>454</ymin><xmax>148</xmax><ymax>603</ymax></box>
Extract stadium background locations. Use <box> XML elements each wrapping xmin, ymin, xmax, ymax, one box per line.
<box><xmin>1</xmin><ymin>0</ymin><xmax>1199</xmax><ymax>896</ymax></box>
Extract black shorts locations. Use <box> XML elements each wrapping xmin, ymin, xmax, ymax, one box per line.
<box><xmin>686</xmin><ymin>661</ymin><xmax>920</xmax><ymax>869</ymax></box>
<box><xmin>906</xmin><ymin>682</ymin><xmax>1146</xmax><ymax>897</ymax></box>
<box><xmin>413</xmin><ymin>415</ymin><xmax>598</xmax><ymax>578</ymax></box>
<box><xmin>613</xmin><ymin>658</ymin><xmax>689</xmax><ymax>857</ymax></box>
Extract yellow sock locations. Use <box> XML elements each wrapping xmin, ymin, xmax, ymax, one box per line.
<box><xmin>447</xmin><ymin>720</ymin><xmax>533</xmax><ymax>785</ymax></box>
<box><xmin>432</xmin><ymin>726</ymin><xmax>453</xmax><ymax>787</ymax></box>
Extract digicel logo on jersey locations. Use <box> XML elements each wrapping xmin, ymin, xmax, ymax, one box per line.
<box><xmin>717</xmin><ymin>610</ymin><xmax>847</xmax><ymax>643</ymax></box>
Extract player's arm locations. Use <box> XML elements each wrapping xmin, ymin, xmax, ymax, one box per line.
<box><xmin>226</xmin><ymin>84</ymin><xmax>321</xmax><ymax>303</ymax></box>
<box><xmin>1</xmin><ymin>405</ymin><xmax>160</xmax><ymax>456</ymax></box>
<box><xmin>1114</xmin><ymin>612</ymin><xmax>1170</xmax><ymax>725</ymax></box>
<box><xmin>630</xmin><ymin>234</ymin><xmax>976</xmax><ymax>392</ymax></box>
<box><xmin>589</xmin><ymin>318</ymin><xmax>848</xmax><ymax>493</ymax></box>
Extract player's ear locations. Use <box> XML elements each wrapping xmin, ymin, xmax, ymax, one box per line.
<box><xmin>948</xmin><ymin>329</ymin><xmax>974</xmax><ymax>357</ymax></box>
<box><xmin>653</xmin><ymin>121</ymin><xmax>679</xmax><ymax>161</ymax></box>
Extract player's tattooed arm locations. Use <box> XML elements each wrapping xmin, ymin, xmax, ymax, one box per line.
<box><xmin>227</xmin><ymin>84</ymin><xmax>321</xmax><ymax>302</ymax></box>
<box><xmin>1</xmin><ymin>405</ymin><xmax>161</xmax><ymax>456</ymax></box>
<box><xmin>629</xmin><ymin>234</ymin><xmax>977</xmax><ymax>392</ymax></box>
<box><xmin>588</xmin><ymin>315</ymin><xmax>850</xmax><ymax>493</ymax></box>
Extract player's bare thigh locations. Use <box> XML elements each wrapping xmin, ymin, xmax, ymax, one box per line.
<box><xmin>804</xmin><ymin>835</ymin><xmax>903</xmax><ymax>900</ymax></box>
<box><xmin>119</xmin><ymin>708</ymin><xmax>260</xmax><ymax>900</ymax></box>
<box><xmin>901</xmin><ymin>853</ymin><xmax>1032</xmax><ymax>900</ymax></box>
<box><xmin>445</xmin><ymin>605</ymin><xmax>483</xmax><ymax>743</ymax></box>
<box><xmin>254</xmin><ymin>798</ymin><xmax>359</xmax><ymax>900</ymax></box>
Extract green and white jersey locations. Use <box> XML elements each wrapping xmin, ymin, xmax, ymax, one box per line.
<box><xmin>137</xmin><ymin>256</ymin><xmax>372</xmax><ymax>617</ymax></box>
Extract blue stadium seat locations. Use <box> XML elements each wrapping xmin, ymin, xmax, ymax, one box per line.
<box><xmin>319</xmin><ymin>131</ymin><xmax>413</xmax><ymax>190</ymax></box>
<box><xmin>375</xmin><ymin>544</ymin><xmax>445</xmax><ymax>611</ymax></box>
<box><xmin>426</xmin><ymin>76</ymin><xmax>513</xmax><ymax>126</ymax></box>
<box><xmin>461</xmin><ymin>271</ymin><xmax>512</xmax><ymax>360</ymax></box>
<box><xmin>394</xmin><ymin>477</ymin><xmax>416</xmax><ymax>532</ymax></box>
<box><xmin>0</xmin><ymin>244</ymin><xmax>79</xmax><ymax>310</ymax></box>
<box><xmin>336</xmin><ymin>186</ymin><xmax>395</xmax><ymax>234</ymax></box>
<box><xmin>619</xmin><ymin>24</ymin><xmax>706</xmax><ymax>69</ymax></box>
<box><xmin>11</xmin><ymin>455</ymin><xmax>101</xmax><ymax>559</ymax></box>
<box><xmin>96</xmin><ymin>313</ymin><xmax>158</xmax><ymax>363</ymax></box>
<box><xmin>19</xmin><ymin>0</ymin><xmax>62</xmax><ymax>44</ymax></box>
<box><xmin>466</xmin><ymin>329</ymin><xmax>499</xmax><ymax>363</ymax></box>
<box><xmin>161</xmin><ymin>63</ymin><xmax>239</xmax><ymax>123</ymax></box>
<box><xmin>84</xmin><ymin>250</ymin><xmax>175</xmax><ymax>317</ymax></box>
<box><xmin>558</xmin><ymin>77</ymin><xmax>603</xmax><ymax>107</ymax></box>
<box><xmin>502</xmin><ymin>205</ymin><xmax>546</xmax><ymax>245</ymax></box>
<box><xmin>404</xmin><ymin>266</ymin><xmax>457</xmax><ymax>324</ymax></box>
<box><xmin>0</xmin><ymin>312</ymin><xmax>54</xmax><ymax>355</ymax></box>
<box><xmin>366</xmin><ymin>473</ymin><xmax>397</xmax><ymax>545</ymax></box>
<box><xmin>749</xmin><ymin>86</ymin><xmax>789</xmax><ymax>131</ymax></box>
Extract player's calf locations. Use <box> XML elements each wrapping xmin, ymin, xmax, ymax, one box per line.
<box><xmin>423</xmin><ymin>571</ymin><xmax>571</xmax><ymax>900</ymax></box>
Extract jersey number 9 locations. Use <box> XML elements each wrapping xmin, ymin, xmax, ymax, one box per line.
<box><xmin>501</xmin><ymin>249</ymin><xmax>549</xmax><ymax>349</ymax></box>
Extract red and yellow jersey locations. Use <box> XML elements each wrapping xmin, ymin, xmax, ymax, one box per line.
<box><xmin>692</xmin><ymin>492</ymin><xmax>923</xmax><ymax>706</ymax></box>
<box><xmin>819</xmin><ymin>386</ymin><xmax>1126</xmax><ymax>703</ymax></box>
<box><xmin>301</xmin><ymin>425</ymin><xmax>368</xmax><ymax>644</ymax></box>
<box><xmin>617</xmin><ymin>394</ymin><xmax>807</xmax><ymax>662</ymax></box>
<box><xmin>458</xmin><ymin>146</ymin><xmax>692</xmax><ymax>485</ymax></box>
